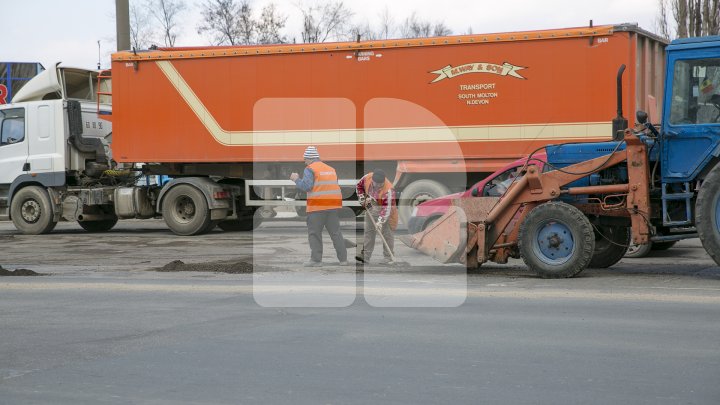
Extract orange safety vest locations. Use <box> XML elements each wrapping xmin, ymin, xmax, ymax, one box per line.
<box><xmin>306</xmin><ymin>161</ymin><xmax>343</xmax><ymax>213</ymax></box>
<box><xmin>363</xmin><ymin>174</ymin><xmax>399</xmax><ymax>230</ymax></box>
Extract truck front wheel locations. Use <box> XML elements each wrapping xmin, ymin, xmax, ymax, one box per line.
<box><xmin>162</xmin><ymin>185</ymin><xmax>212</xmax><ymax>236</ymax></box>
<box><xmin>10</xmin><ymin>186</ymin><xmax>57</xmax><ymax>235</ymax></box>
<box><xmin>696</xmin><ymin>164</ymin><xmax>720</xmax><ymax>266</ymax></box>
<box><xmin>518</xmin><ymin>201</ymin><xmax>594</xmax><ymax>278</ymax></box>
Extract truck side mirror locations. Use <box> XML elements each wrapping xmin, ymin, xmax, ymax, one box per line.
<box><xmin>636</xmin><ymin>110</ymin><xmax>648</xmax><ymax>124</ymax></box>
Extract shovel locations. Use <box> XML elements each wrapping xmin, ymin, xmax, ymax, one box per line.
<box><xmin>360</xmin><ymin>200</ymin><xmax>410</xmax><ymax>267</ymax></box>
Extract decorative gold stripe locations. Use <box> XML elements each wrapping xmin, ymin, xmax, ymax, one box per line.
<box><xmin>156</xmin><ymin>60</ymin><xmax>612</xmax><ymax>146</ymax></box>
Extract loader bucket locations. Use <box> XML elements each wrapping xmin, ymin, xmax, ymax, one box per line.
<box><xmin>403</xmin><ymin>206</ymin><xmax>469</xmax><ymax>264</ymax></box>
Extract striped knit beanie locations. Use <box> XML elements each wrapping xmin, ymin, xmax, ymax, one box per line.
<box><xmin>303</xmin><ymin>146</ymin><xmax>320</xmax><ymax>160</ymax></box>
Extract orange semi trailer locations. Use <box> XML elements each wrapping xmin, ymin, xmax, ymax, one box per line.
<box><xmin>104</xmin><ymin>23</ymin><xmax>666</xmax><ymax>230</ymax></box>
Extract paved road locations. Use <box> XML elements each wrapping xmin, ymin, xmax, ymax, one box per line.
<box><xmin>1</xmin><ymin>220</ymin><xmax>719</xmax><ymax>404</ymax></box>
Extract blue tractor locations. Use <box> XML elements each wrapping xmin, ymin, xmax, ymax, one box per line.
<box><xmin>408</xmin><ymin>35</ymin><xmax>720</xmax><ymax>277</ymax></box>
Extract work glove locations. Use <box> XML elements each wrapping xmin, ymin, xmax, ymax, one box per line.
<box><xmin>358</xmin><ymin>194</ymin><xmax>366</xmax><ymax>207</ymax></box>
<box><xmin>376</xmin><ymin>216</ymin><xmax>386</xmax><ymax>231</ymax></box>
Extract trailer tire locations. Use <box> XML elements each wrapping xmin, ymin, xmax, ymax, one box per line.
<box><xmin>78</xmin><ymin>218</ymin><xmax>118</xmax><ymax>232</ymax></box>
<box><xmin>696</xmin><ymin>163</ymin><xmax>720</xmax><ymax>266</ymax></box>
<box><xmin>519</xmin><ymin>201</ymin><xmax>594</xmax><ymax>278</ymax></box>
<box><xmin>588</xmin><ymin>225</ymin><xmax>629</xmax><ymax>268</ymax></box>
<box><xmin>399</xmin><ymin>180</ymin><xmax>451</xmax><ymax>226</ymax></box>
<box><xmin>10</xmin><ymin>186</ymin><xmax>57</xmax><ymax>235</ymax></box>
<box><xmin>162</xmin><ymin>184</ymin><xmax>212</xmax><ymax>236</ymax></box>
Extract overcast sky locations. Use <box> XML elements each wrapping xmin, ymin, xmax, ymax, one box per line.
<box><xmin>4</xmin><ymin>0</ymin><xmax>659</xmax><ymax>70</ymax></box>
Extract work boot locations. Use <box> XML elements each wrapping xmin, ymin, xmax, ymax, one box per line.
<box><xmin>379</xmin><ymin>257</ymin><xmax>395</xmax><ymax>265</ymax></box>
<box><xmin>303</xmin><ymin>261</ymin><xmax>322</xmax><ymax>267</ymax></box>
<box><xmin>354</xmin><ymin>255</ymin><xmax>369</xmax><ymax>263</ymax></box>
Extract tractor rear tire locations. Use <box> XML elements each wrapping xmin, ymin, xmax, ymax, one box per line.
<box><xmin>696</xmin><ymin>164</ymin><xmax>720</xmax><ymax>266</ymax></box>
<box><xmin>10</xmin><ymin>186</ymin><xmax>57</xmax><ymax>235</ymax></box>
<box><xmin>518</xmin><ymin>201</ymin><xmax>594</xmax><ymax>278</ymax></box>
<box><xmin>588</xmin><ymin>225</ymin><xmax>629</xmax><ymax>268</ymax></box>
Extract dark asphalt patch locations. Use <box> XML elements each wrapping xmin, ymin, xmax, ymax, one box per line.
<box><xmin>152</xmin><ymin>259</ymin><xmax>282</xmax><ymax>274</ymax></box>
<box><xmin>0</xmin><ymin>266</ymin><xmax>48</xmax><ymax>276</ymax></box>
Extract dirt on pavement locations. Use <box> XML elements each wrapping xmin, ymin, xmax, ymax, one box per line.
<box><xmin>0</xmin><ymin>266</ymin><xmax>47</xmax><ymax>276</ymax></box>
<box><xmin>152</xmin><ymin>259</ymin><xmax>282</xmax><ymax>274</ymax></box>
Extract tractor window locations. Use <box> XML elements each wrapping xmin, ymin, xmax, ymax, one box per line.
<box><xmin>670</xmin><ymin>58</ymin><xmax>720</xmax><ymax>125</ymax></box>
<box><xmin>483</xmin><ymin>166</ymin><xmax>521</xmax><ymax>197</ymax></box>
<box><xmin>0</xmin><ymin>108</ymin><xmax>25</xmax><ymax>146</ymax></box>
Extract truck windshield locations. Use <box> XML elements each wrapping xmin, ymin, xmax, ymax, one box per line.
<box><xmin>670</xmin><ymin>58</ymin><xmax>720</xmax><ymax>125</ymax></box>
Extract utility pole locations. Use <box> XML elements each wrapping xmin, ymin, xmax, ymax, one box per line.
<box><xmin>116</xmin><ymin>0</ymin><xmax>131</xmax><ymax>51</ymax></box>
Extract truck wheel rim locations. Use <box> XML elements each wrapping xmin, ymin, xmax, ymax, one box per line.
<box><xmin>533</xmin><ymin>220</ymin><xmax>575</xmax><ymax>265</ymax></box>
<box><xmin>173</xmin><ymin>196</ymin><xmax>196</xmax><ymax>224</ymax></box>
<box><xmin>21</xmin><ymin>200</ymin><xmax>41</xmax><ymax>223</ymax></box>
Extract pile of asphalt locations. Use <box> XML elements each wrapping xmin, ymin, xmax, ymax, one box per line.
<box><xmin>152</xmin><ymin>259</ymin><xmax>281</xmax><ymax>274</ymax></box>
<box><xmin>0</xmin><ymin>266</ymin><xmax>47</xmax><ymax>276</ymax></box>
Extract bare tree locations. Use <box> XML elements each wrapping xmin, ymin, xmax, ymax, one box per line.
<box><xmin>655</xmin><ymin>0</ymin><xmax>672</xmax><ymax>40</ymax></box>
<box><xmin>256</xmin><ymin>3</ymin><xmax>287</xmax><ymax>44</ymax></box>
<box><xmin>347</xmin><ymin>21</ymin><xmax>377</xmax><ymax>41</ymax></box>
<box><xmin>400</xmin><ymin>12</ymin><xmax>430</xmax><ymax>38</ymax></box>
<box><xmin>299</xmin><ymin>1</ymin><xmax>354</xmax><ymax>43</ymax></box>
<box><xmin>659</xmin><ymin>0</ymin><xmax>720</xmax><ymax>38</ymax></box>
<box><xmin>400</xmin><ymin>12</ymin><xmax>452</xmax><ymax>38</ymax></box>
<box><xmin>432</xmin><ymin>22</ymin><xmax>452</xmax><ymax>37</ymax></box>
<box><xmin>149</xmin><ymin>0</ymin><xmax>186</xmax><ymax>47</ymax></box>
<box><xmin>377</xmin><ymin>6</ymin><xmax>395</xmax><ymax>40</ymax></box>
<box><xmin>236</xmin><ymin>0</ymin><xmax>255</xmax><ymax>44</ymax></box>
<box><xmin>197</xmin><ymin>0</ymin><xmax>243</xmax><ymax>45</ymax></box>
<box><xmin>129</xmin><ymin>0</ymin><xmax>156</xmax><ymax>50</ymax></box>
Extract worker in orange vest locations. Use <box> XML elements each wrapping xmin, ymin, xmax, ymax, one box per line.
<box><xmin>355</xmin><ymin>169</ymin><xmax>399</xmax><ymax>264</ymax></box>
<box><xmin>290</xmin><ymin>146</ymin><xmax>348</xmax><ymax>267</ymax></box>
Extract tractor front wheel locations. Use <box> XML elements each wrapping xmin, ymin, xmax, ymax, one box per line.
<box><xmin>518</xmin><ymin>201</ymin><xmax>594</xmax><ymax>278</ymax></box>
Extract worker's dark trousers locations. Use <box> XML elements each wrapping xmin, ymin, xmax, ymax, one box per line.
<box><xmin>361</xmin><ymin>211</ymin><xmax>394</xmax><ymax>261</ymax></box>
<box><xmin>307</xmin><ymin>209</ymin><xmax>347</xmax><ymax>263</ymax></box>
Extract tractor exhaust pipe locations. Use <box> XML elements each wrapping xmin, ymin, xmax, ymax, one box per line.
<box><xmin>612</xmin><ymin>64</ymin><xmax>628</xmax><ymax>141</ymax></box>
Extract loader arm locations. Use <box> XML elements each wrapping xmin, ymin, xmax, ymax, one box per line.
<box><xmin>406</xmin><ymin>130</ymin><xmax>650</xmax><ymax>267</ymax></box>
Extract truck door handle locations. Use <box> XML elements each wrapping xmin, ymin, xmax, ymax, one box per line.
<box><xmin>22</xmin><ymin>163</ymin><xmax>30</xmax><ymax>171</ymax></box>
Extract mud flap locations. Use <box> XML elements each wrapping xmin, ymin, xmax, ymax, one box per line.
<box><xmin>402</xmin><ymin>206</ymin><xmax>468</xmax><ymax>264</ymax></box>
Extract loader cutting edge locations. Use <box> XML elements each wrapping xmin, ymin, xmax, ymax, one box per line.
<box><xmin>404</xmin><ymin>206</ymin><xmax>469</xmax><ymax>264</ymax></box>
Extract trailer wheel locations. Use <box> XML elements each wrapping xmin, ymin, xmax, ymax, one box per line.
<box><xmin>518</xmin><ymin>201</ymin><xmax>594</xmax><ymax>278</ymax></box>
<box><xmin>78</xmin><ymin>218</ymin><xmax>118</xmax><ymax>232</ymax></box>
<box><xmin>399</xmin><ymin>180</ymin><xmax>451</xmax><ymax>226</ymax></box>
<box><xmin>162</xmin><ymin>184</ymin><xmax>212</xmax><ymax>236</ymax></box>
<box><xmin>588</xmin><ymin>225</ymin><xmax>629</xmax><ymax>268</ymax></box>
<box><xmin>696</xmin><ymin>163</ymin><xmax>720</xmax><ymax>266</ymax></box>
<box><xmin>10</xmin><ymin>186</ymin><xmax>57</xmax><ymax>235</ymax></box>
